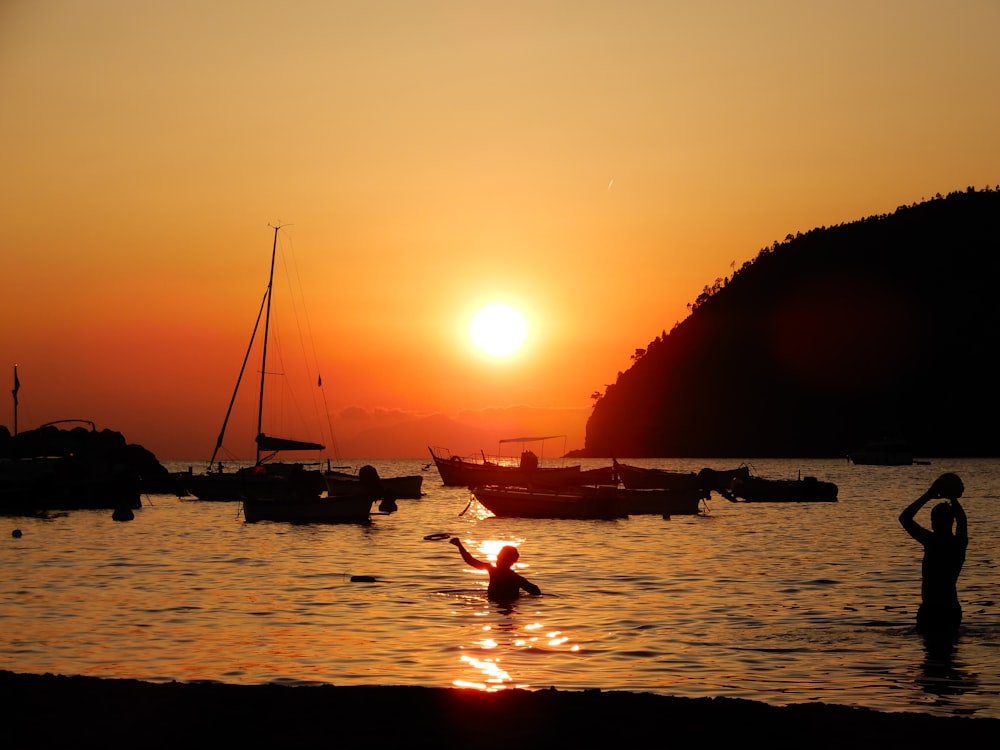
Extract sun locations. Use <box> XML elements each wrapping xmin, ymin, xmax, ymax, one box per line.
<box><xmin>470</xmin><ymin>304</ymin><xmax>528</xmax><ymax>357</ymax></box>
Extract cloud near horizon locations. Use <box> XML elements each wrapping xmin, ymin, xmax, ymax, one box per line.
<box><xmin>329</xmin><ymin>403</ymin><xmax>589</xmax><ymax>458</ymax></box>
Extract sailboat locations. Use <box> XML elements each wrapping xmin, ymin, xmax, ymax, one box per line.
<box><xmin>179</xmin><ymin>225</ymin><xmax>380</xmax><ymax>523</ymax></box>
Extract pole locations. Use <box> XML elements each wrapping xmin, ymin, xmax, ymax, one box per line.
<box><xmin>256</xmin><ymin>225</ymin><xmax>280</xmax><ymax>465</ymax></box>
<box><xmin>11</xmin><ymin>364</ymin><xmax>20</xmax><ymax>436</ymax></box>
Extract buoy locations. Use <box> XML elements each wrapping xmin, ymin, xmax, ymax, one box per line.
<box><xmin>112</xmin><ymin>507</ymin><xmax>134</xmax><ymax>522</ymax></box>
<box><xmin>423</xmin><ymin>532</ymin><xmax>451</xmax><ymax>541</ymax></box>
<box><xmin>12</xmin><ymin>529</ymin><xmax>22</xmax><ymax>538</ymax></box>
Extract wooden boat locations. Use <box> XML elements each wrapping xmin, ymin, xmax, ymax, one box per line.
<box><xmin>470</xmin><ymin>483</ymin><xmax>707</xmax><ymax>519</ymax></box>
<box><xmin>429</xmin><ymin>441</ymin><xmax>584</xmax><ymax>488</ymax></box>
<box><xmin>471</xmin><ymin>485</ymin><xmax>628</xmax><ymax>520</ymax></box>
<box><xmin>324</xmin><ymin>468</ymin><xmax>423</xmax><ymax>499</ymax></box>
<box><xmin>613</xmin><ymin>459</ymin><xmax>749</xmax><ymax>494</ymax></box>
<box><xmin>727</xmin><ymin>473</ymin><xmax>838</xmax><ymax>503</ymax></box>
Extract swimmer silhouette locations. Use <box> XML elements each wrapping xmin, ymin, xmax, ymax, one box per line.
<box><xmin>899</xmin><ymin>472</ymin><xmax>968</xmax><ymax>636</ymax></box>
<box><xmin>449</xmin><ymin>538</ymin><xmax>540</xmax><ymax>602</ymax></box>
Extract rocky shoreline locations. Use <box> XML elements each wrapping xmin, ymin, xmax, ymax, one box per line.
<box><xmin>2</xmin><ymin>671</ymin><xmax>997</xmax><ymax>748</ymax></box>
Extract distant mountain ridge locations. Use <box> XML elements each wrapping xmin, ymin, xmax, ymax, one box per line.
<box><xmin>582</xmin><ymin>187</ymin><xmax>1000</xmax><ymax>458</ymax></box>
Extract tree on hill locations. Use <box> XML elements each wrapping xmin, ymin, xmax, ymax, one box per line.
<box><xmin>584</xmin><ymin>187</ymin><xmax>1000</xmax><ymax>458</ymax></box>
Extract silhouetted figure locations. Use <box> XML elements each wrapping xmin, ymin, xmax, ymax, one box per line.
<box><xmin>899</xmin><ymin>472</ymin><xmax>968</xmax><ymax>636</ymax></box>
<box><xmin>449</xmin><ymin>538</ymin><xmax>540</xmax><ymax>602</ymax></box>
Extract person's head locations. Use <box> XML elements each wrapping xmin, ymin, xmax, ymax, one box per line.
<box><xmin>930</xmin><ymin>502</ymin><xmax>955</xmax><ymax>534</ymax></box>
<box><xmin>933</xmin><ymin>472</ymin><xmax>964</xmax><ymax>500</ymax></box>
<box><xmin>496</xmin><ymin>545</ymin><xmax>520</xmax><ymax>570</ymax></box>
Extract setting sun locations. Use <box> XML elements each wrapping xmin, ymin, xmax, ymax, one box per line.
<box><xmin>470</xmin><ymin>304</ymin><xmax>528</xmax><ymax>357</ymax></box>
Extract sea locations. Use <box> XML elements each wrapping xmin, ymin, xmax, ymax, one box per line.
<box><xmin>1</xmin><ymin>457</ymin><xmax>998</xmax><ymax>720</ymax></box>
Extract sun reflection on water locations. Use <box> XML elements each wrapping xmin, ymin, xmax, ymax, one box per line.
<box><xmin>452</xmin><ymin>606</ymin><xmax>585</xmax><ymax>692</ymax></box>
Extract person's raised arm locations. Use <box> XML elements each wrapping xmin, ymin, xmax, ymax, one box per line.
<box><xmin>449</xmin><ymin>537</ymin><xmax>489</xmax><ymax>570</ymax></box>
<box><xmin>899</xmin><ymin>488</ymin><xmax>933</xmax><ymax>541</ymax></box>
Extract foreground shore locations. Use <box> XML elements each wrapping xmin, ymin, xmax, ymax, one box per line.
<box><xmin>3</xmin><ymin>670</ymin><xmax>997</xmax><ymax>748</ymax></box>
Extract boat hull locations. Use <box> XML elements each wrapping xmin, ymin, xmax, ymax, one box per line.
<box><xmin>179</xmin><ymin>464</ymin><xmax>325</xmax><ymax>501</ymax></box>
<box><xmin>613</xmin><ymin>460</ymin><xmax>750</xmax><ymax>494</ymax></box>
<box><xmin>472</xmin><ymin>486</ymin><xmax>627</xmax><ymax>519</ymax></box>
<box><xmin>429</xmin><ymin>447</ymin><xmax>583</xmax><ymax>488</ymax></box>
<box><xmin>730</xmin><ymin>475</ymin><xmax>838</xmax><ymax>502</ymax></box>
<box><xmin>324</xmin><ymin>471</ymin><xmax>423</xmax><ymax>499</ymax></box>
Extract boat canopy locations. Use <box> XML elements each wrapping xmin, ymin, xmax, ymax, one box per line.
<box><xmin>255</xmin><ymin>433</ymin><xmax>325</xmax><ymax>452</ymax></box>
<box><xmin>499</xmin><ymin>435</ymin><xmax>564</xmax><ymax>444</ymax></box>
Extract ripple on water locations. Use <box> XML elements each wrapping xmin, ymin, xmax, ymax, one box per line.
<box><xmin>1</xmin><ymin>458</ymin><xmax>999</xmax><ymax>718</ymax></box>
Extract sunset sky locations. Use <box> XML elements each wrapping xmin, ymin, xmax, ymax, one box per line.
<box><xmin>2</xmin><ymin>1</ymin><xmax>998</xmax><ymax>460</ymax></box>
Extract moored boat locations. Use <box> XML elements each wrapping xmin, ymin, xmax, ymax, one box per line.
<box><xmin>471</xmin><ymin>485</ymin><xmax>628</xmax><ymax>520</ymax></box>
<box><xmin>324</xmin><ymin>468</ymin><xmax>423</xmax><ymax>499</ymax></box>
<box><xmin>613</xmin><ymin>459</ymin><xmax>749</xmax><ymax>494</ymax></box>
<box><xmin>180</xmin><ymin>461</ymin><xmax>325</xmax><ymax>501</ymax></box>
<box><xmin>243</xmin><ymin>464</ymin><xmax>388</xmax><ymax>523</ymax></box>
<box><xmin>847</xmin><ymin>438</ymin><xmax>927</xmax><ymax>466</ymax></box>
<box><xmin>178</xmin><ymin>225</ymin><xmax>369</xmax><ymax>524</ymax></box>
<box><xmin>429</xmin><ymin>442</ymin><xmax>584</xmax><ymax>488</ymax></box>
<box><xmin>727</xmin><ymin>473</ymin><xmax>838</xmax><ymax>503</ymax></box>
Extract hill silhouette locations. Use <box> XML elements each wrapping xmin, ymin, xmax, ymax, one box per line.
<box><xmin>582</xmin><ymin>187</ymin><xmax>1000</xmax><ymax>458</ymax></box>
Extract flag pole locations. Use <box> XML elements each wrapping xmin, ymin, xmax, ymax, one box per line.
<box><xmin>12</xmin><ymin>365</ymin><xmax>20</xmax><ymax>436</ymax></box>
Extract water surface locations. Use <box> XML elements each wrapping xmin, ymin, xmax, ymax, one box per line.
<box><xmin>1</xmin><ymin>457</ymin><xmax>997</xmax><ymax>719</ymax></box>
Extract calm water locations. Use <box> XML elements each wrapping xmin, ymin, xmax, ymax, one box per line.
<box><xmin>2</xmin><ymin>457</ymin><xmax>998</xmax><ymax>719</ymax></box>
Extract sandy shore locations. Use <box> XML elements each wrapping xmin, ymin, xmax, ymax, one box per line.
<box><xmin>3</xmin><ymin>670</ymin><xmax>997</xmax><ymax>748</ymax></box>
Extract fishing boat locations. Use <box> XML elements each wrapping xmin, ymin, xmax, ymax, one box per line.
<box><xmin>324</xmin><ymin>468</ymin><xmax>423</xmax><ymax>499</ymax></box>
<box><xmin>471</xmin><ymin>485</ymin><xmax>628</xmax><ymax>520</ymax></box>
<box><xmin>726</xmin><ymin>472</ymin><xmax>838</xmax><ymax>503</ymax></box>
<box><xmin>470</xmin><ymin>483</ymin><xmax>707</xmax><ymax>519</ymax></box>
<box><xmin>612</xmin><ymin>459</ymin><xmax>749</xmax><ymax>494</ymax></box>
<box><xmin>429</xmin><ymin>439</ymin><xmax>584</xmax><ymax>489</ymax></box>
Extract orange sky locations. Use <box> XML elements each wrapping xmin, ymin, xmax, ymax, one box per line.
<box><xmin>2</xmin><ymin>2</ymin><xmax>999</xmax><ymax>460</ymax></box>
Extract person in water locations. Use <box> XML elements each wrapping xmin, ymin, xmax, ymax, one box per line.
<box><xmin>898</xmin><ymin>472</ymin><xmax>968</xmax><ymax>635</ymax></box>
<box><xmin>449</xmin><ymin>538</ymin><xmax>541</xmax><ymax>601</ymax></box>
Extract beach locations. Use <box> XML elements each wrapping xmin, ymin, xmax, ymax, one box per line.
<box><xmin>3</xmin><ymin>671</ymin><xmax>997</xmax><ymax>749</ymax></box>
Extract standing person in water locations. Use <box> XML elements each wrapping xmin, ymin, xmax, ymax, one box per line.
<box><xmin>449</xmin><ymin>538</ymin><xmax>541</xmax><ymax>601</ymax></box>
<box><xmin>899</xmin><ymin>472</ymin><xmax>968</xmax><ymax>635</ymax></box>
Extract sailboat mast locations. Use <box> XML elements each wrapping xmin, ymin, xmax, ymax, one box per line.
<box><xmin>255</xmin><ymin>224</ymin><xmax>280</xmax><ymax>465</ymax></box>
<box><xmin>207</xmin><ymin>288</ymin><xmax>268</xmax><ymax>471</ymax></box>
